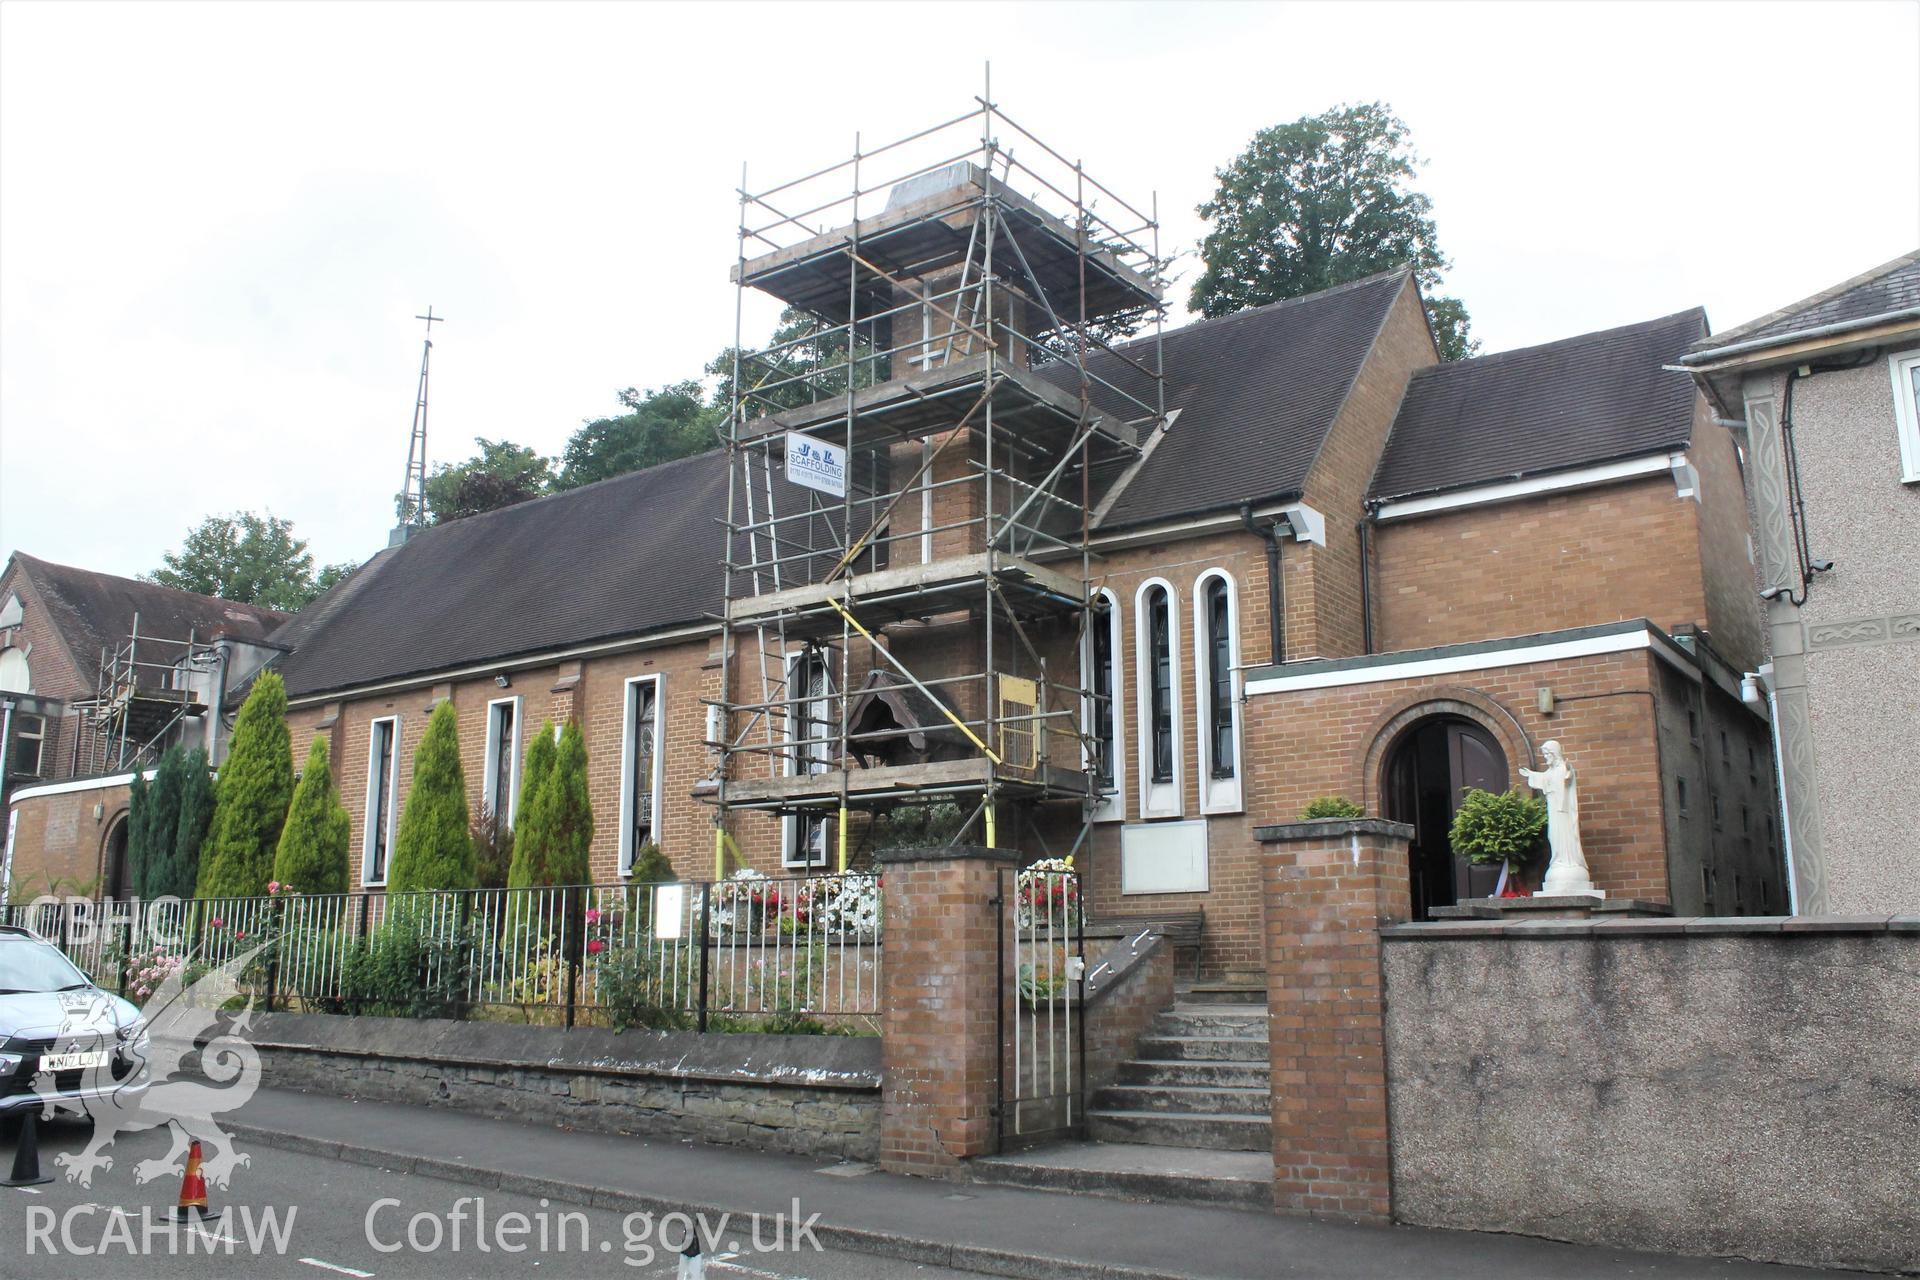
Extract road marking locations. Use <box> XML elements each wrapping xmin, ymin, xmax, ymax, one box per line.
<box><xmin>299</xmin><ymin>1259</ymin><xmax>375</xmax><ymax>1278</ymax></box>
<box><xmin>12</xmin><ymin>1187</ymin><xmax>43</xmax><ymax>1194</ymax></box>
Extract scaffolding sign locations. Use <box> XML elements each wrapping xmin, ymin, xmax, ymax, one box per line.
<box><xmin>784</xmin><ymin>432</ymin><xmax>847</xmax><ymax>497</ymax></box>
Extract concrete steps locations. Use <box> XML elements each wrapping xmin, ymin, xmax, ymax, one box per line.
<box><xmin>1115</xmin><ymin>1058</ymin><xmax>1269</xmax><ymax>1089</ymax></box>
<box><xmin>1087</xmin><ymin>999</ymin><xmax>1270</xmax><ymax>1153</ymax></box>
<box><xmin>970</xmin><ymin>1139</ymin><xmax>1273</xmax><ymax>1211</ymax></box>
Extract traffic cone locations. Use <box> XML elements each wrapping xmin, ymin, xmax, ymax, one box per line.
<box><xmin>167</xmin><ymin>1139</ymin><xmax>222</xmax><ymax>1223</ymax></box>
<box><xmin>3</xmin><ymin>1110</ymin><xmax>53</xmax><ymax>1187</ymax></box>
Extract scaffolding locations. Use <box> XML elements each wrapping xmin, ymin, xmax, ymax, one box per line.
<box><xmin>705</xmin><ymin>92</ymin><xmax>1167</xmax><ymax>874</ymax></box>
<box><xmin>69</xmin><ymin>615</ymin><xmax>219</xmax><ymax>774</ymax></box>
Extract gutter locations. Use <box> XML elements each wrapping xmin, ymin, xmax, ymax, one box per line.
<box><xmin>1675</xmin><ymin>306</ymin><xmax>1920</xmax><ymax>367</ymax></box>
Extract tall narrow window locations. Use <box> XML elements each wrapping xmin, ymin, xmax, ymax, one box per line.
<box><xmin>1134</xmin><ymin>580</ymin><xmax>1182</xmax><ymax>818</ymax></box>
<box><xmin>1205</xmin><ymin>581</ymin><xmax>1233</xmax><ymax>777</ymax></box>
<box><xmin>620</xmin><ymin>675</ymin><xmax>664</xmax><ymax>875</ymax></box>
<box><xmin>364</xmin><ymin>717</ymin><xmax>398</xmax><ymax>885</ymax></box>
<box><xmin>483</xmin><ymin>697</ymin><xmax>521</xmax><ymax>832</ymax></box>
<box><xmin>1149</xmin><ymin>592</ymin><xmax>1173</xmax><ymax>782</ymax></box>
<box><xmin>1193</xmin><ymin>571</ymin><xmax>1245</xmax><ymax>813</ymax></box>
<box><xmin>786</xmin><ymin>651</ymin><xmax>832</xmax><ymax>868</ymax></box>
<box><xmin>1082</xmin><ymin>591</ymin><xmax>1124</xmax><ymax>822</ymax></box>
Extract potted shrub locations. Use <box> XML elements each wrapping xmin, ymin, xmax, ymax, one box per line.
<box><xmin>1448</xmin><ymin>787</ymin><xmax>1547</xmax><ymax>896</ymax></box>
<box><xmin>1301</xmin><ymin>796</ymin><xmax>1364</xmax><ymax>819</ymax></box>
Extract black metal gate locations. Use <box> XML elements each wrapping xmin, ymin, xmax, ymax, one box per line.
<box><xmin>997</xmin><ymin>864</ymin><xmax>1085</xmax><ymax>1148</ymax></box>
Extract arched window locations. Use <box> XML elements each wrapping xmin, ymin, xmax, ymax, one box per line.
<box><xmin>1133</xmin><ymin>579</ymin><xmax>1182</xmax><ymax>818</ymax></box>
<box><xmin>0</xmin><ymin>646</ymin><xmax>29</xmax><ymax>693</ymax></box>
<box><xmin>1081</xmin><ymin>590</ymin><xmax>1125</xmax><ymax>822</ymax></box>
<box><xmin>1193</xmin><ymin>570</ymin><xmax>1244</xmax><ymax>813</ymax></box>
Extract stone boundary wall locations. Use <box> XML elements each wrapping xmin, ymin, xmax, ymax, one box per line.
<box><xmin>1381</xmin><ymin>916</ymin><xmax>1920</xmax><ymax>1274</ymax></box>
<box><xmin>243</xmin><ymin>1013</ymin><xmax>881</xmax><ymax>1162</ymax></box>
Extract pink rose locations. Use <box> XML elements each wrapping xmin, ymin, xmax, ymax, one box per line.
<box><xmin>268</xmin><ymin>881</ymin><xmax>280</xmax><ymax>894</ymax></box>
<box><xmin>584</xmin><ymin>908</ymin><xmax>601</xmax><ymax>924</ymax></box>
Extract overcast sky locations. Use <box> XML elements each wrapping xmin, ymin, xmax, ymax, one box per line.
<box><xmin>3</xmin><ymin>0</ymin><xmax>1916</xmax><ymax>582</ymax></box>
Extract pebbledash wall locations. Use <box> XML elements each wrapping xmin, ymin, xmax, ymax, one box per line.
<box><xmin>1379</xmin><ymin>916</ymin><xmax>1920</xmax><ymax>1274</ymax></box>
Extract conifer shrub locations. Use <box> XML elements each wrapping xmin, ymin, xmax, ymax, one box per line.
<box><xmin>507</xmin><ymin>724</ymin><xmax>557</xmax><ymax>890</ymax></box>
<box><xmin>167</xmin><ymin>748</ymin><xmax>215</xmax><ymax>900</ymax></box>
<box><xmin>508</xmin><ymin>721</ymin><xmax>592</xmax><ymax>888</ymax></box>
<box><xmin>472</xmin><ymin>803</ymin><xmax>513</xmax><ymax>891</ymax></box>
<box><xmin>387</xmin><ymin>700</ymin><xmax>475</xmax><ymax>894</ymax></box>
<box><xmin>196</xmin><ymin>672</ymin><xmax>294</xmax><ymax>898</ymax></box>
<box><xmin>1449</xmin><ymin>787</ymin><xmax>1548</xmax><ymax>869</ymax></box>
<box><xmin>1301</xmin><ymin>795</ymin><xmax>1364</xmax><ymax>820</ymax></box>
<box><xmin>125</xmin><ymin>768</ymin><xmax>152</xmax><ymax>891</ymax></box>
<box><xmin>273</xmin><ymin>737</ymin><xmax>351</xmax><ymax>895</ymax></box>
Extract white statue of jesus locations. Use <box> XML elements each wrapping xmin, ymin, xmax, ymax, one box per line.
<box><xmin>1520</xmin><ymin>740</ymin><xmax>1602</xmax><ymax>898</ymax></box>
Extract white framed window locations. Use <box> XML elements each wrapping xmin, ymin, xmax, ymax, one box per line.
<box><xmin>10</xmin><ymin>712</ymin><xmax>46</xmax><ymax>777</ymax></box>
<box><xmin>362</xmin><ymin>716</ymin><xmax>400</xmax><ymax>886</ymax></box>
<box><xmin>1081</xmin><ymin>589</ymin><xmax>1126</xmax><ymax>822</ymax></box>
<box><xmin>1192</xmin><ymin>569</ymin><xmax>1245</xmax><ymax>814</ymax></box>
<box><xmin>482</xmin><ymin>695</ymin><xmax>523</xmax><ymax>830</ymax></box>
<box><xmin>619</xmin><ymin>675</ymin><xmax>665</xmax><ymax>876</ymax></box>
<box><xmin>783</xmin><ymin>650</ymin><xmax>833</xmax><ymax>869</ymax></box>
<box><xmin>1133</xmin><ymin>578</ymin><xmax>1183</xmax><ymax>818</ymax></box>
<box><xmin>1889</xmin><ymin>348</ymin><xmax>1920</xmax><ymax>483</ymax></box>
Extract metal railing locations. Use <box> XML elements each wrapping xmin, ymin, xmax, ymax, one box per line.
<box><xmin>2</xmin><ymin>872</ymin><xmax>884</xmax><ymax>1033</ymax></box>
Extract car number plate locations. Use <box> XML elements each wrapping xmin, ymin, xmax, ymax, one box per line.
<box><xmin>41</xmin><ymin>1050</ymin><xmax>108</xmax><ymax>1071</ymax></box>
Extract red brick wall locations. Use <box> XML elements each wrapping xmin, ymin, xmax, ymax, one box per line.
<box><xmin>877</xmin><ymin>847</ymin><xmax>1014</xmax><ymax>1175</ymax></box>
<box><xmin>1299</xmin><ymin>278</ymin><xmax>1437</xmax><ymax>660</ymax></box>
<box><xmin>1372</xmin><ymin>474</ymin><xmax>1711</xmax><ymax>652</ymax></box>
<box><xmin>5</xmin><ymin>778</ymin><xmax>133</xmax><ymax>897</ymax></box>
<box><xmin>1261</xmin><ymin>820</ymin><xmax>1410</xmax><ymax>1224</ymax></box>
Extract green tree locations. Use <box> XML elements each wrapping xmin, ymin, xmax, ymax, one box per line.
<box><xmin>147</xmin><ymin>511</ymin><xmax>332</xmax><ymax>609</ymax></box>
<box><xmin>165</xmin><ymin>748</ymin><xmax>216</xmax><ymax>900</ymax></box>
<box><xmin>312</xmin><ymin>562</ymin><xmax>357</xmax><ymax>597</ymax></box>
<box><xmin>1190</xmin><ymin>102</ymin><xmax>1477</xmax><ymax>360</ymax></box>
<box><xmin>545</xmin><ymin>720</ymin><xmax>593</xmax><ymax>887</ymax></box>
<box><xmin>706</xmin><ymin>308</ymin><xmax>880</xmax><ymax>422</ymax></box>
<box><xmin>129</xmin><ymin>747</ymin><xmax>190</xmax><ymax>899</ymax></box>
<box><xmin>506</xmin><ymin>721</ymin><xmax>591</xmax><ymax>888</ymax></box>
<box><xmin>423</xmin><ymin>437</ymin><xmax>556</xmax><ymax>524</ymax></box>
<box><xmin>196</xmin><ymin>673</ymin><xmax>294</xmax><ymax>898</ymax></box>
<box><xmin>272</xmin><ymin>737</ymin><xmax>351</xmax><ymax>895</ymax></box>
<box><xmin>387</xmin><ymin>700</ymin><xmax>475</xmax><ymax>893</ymax></box>
<box><xmin>506</xmin><ymin>724</ymin><xmax>557</xmax><ymax>890</ymax></box>
<box><xmin>556</xmin><ymin>383</ymin><xmax>718</xmax><ymax>490</ymax></box>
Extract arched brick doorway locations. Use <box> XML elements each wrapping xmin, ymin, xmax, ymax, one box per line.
<box><xmin>101</xmin><ymin>813</ymin><xmax>131</xmax><ymax>900</ymax></box>
<box><xmin>1382</xmin><ymin>717</ymin><xmax>1507</xmax><ymax>919</ymax></box>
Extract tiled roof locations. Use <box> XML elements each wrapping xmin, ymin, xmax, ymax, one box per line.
<box><xmin>1689</xmin><ymin>250</ymin><xmax>1920</xmax><ymax>354</ymax></box>
<box><xmin>1369</xmin><ymin>309</ymin><xmax>1706</xmax><ymax>502</ymax></box>
<box><xmin>272</xmin><ymin>450</ymin><xmax>734</xmax><ymax>699</ymax></box>
<box><xmin>9</xmin><ymin>552</ymin><xmax>288</xmax><ymax>672</ymax></box>
<box><xmin>1075</xmin><ymin>270</ymin><xmax>1413</xmax><ymax>529</ymax></box>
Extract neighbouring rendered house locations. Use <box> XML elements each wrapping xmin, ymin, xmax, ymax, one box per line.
<box><xmin>4</xmin><ymin>149</ymin><xmax>1783</xmax><ymax>955</ymax></box>
<box><xmin>0</xmin><ymin>553</ymin><xmax>287</xmax><ymax>898</ymax></box>
<box><xmin>1677</xmin><ymin>249</ymin><xmax>1920</xmax><ymax>914</ymax></box>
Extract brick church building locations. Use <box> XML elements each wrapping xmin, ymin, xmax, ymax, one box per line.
<box><xmin>5</xmin><ymin>146</ymin><xmax>1784</xmax><ymax>978</ymax></box>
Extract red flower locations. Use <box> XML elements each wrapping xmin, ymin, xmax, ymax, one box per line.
<box><xmin>586</xmin><ymin>938</ymin><xmax>605</xmax><ymax>955</ymax></box>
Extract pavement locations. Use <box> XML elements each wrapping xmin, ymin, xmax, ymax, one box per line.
<box><xmin>4</xmin><ymin>1089</ymin><xmax>1853</xmax><ymax>1280</ymax></box>
<box><xmin>2</xmin><ymin>1117</ymin><xmax>980</xmax><ymax>1278</ymax></box>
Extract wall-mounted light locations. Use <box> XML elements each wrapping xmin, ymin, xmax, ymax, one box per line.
<box><xmin>494</xmin><ymin>673</ymin><xmax>511</xmax><ymax>689</ymax></box>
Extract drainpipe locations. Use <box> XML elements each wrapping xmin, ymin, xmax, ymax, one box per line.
<box><xmin>1357</xmin><ymin>503</ymin><xmax>1380</xmax><ymax>655</ymax></box>
<box><xmin>1239</xmin><ymin>504</ymin><xmax>1287</xmax><ymax>666</ymax></box>
<box><xmin>207</xmin><ymin>640</ymin><xmax>232</xmax><ymax>766</ymax></box>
